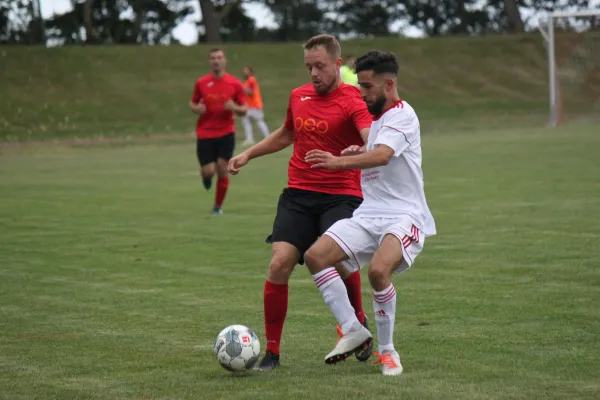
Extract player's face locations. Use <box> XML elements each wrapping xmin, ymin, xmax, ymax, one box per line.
<box><xmin>209</xmin><ymin>51</ymin><xmax>226</xmax><ymax>74</ymax></box>
<box><xmin>357</xmin><ymin>70</ymin><xmax>387</xmax><ymax>115</ymax></box>
<box><xmin>242</xmin><ymin>67</ymin><xmax>251</xmax><ymax>78</ymax></box>
<box><xmin>304</xmin><ymin>46</ymin><xmax>342</xmax><ymax>95</ymax></box>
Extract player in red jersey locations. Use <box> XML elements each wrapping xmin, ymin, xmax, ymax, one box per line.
<box><xmin>228</xmin><ymin>34</ymin><xmax>373</xmax><ymax>370</ymax></box>
<box><xmin>189</xmin><ymin>48</ymin><xmax>247</xmax><ymax>214</ymax></box>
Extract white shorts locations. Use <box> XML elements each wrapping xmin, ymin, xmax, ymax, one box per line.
<box><xmin>324</xmin><ymin>215</ymin><xmax>425</xmax><ymax>274</ymax></box>
<box><xmin>244</xmin><ymin>108</ymin><xmax>264</xmax><ymax>120</ymax></box>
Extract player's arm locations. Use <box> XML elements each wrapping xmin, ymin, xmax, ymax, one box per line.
<box><xmin>246</xmin><ymin>124</ymin><xmax>294</xmax><ymax>159</ymax></box>
<box><xmin>189</xmin><ymin>82</ymin><xmax>206</xmax><ymax>116</ymax></box>
<box><xmin>306</xmin><ymin>144</ymin><xmax>394</xmax><ymax>170</ymax></box>
<box><xmin>307</xmin><ymin>115</ymin><xmax>416</xmax><ymax>170</ymax></box>
<box><xmin>244</xmin><ymin>79</ymin><xmax>255</xmax><ymax>96</ymax></box>
<box><xmin>341</xmin><ymin>97</ymin><xmax>372</xmax><ymax>155</ymax></box>
<box><xmin>228</xmin><ymin>125</ymin><xmax>294</xmax><ymax>175</ymax></box>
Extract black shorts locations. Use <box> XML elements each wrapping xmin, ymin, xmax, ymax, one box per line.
<box><xmin>196</xmin><ymin>133</ymin><xmax>235</xmax><ymax>166</ymax></box>
<box><xmin>266</xmin><ymin>188</ymin><xmax>363</xmax><ymax>264</ymax></box>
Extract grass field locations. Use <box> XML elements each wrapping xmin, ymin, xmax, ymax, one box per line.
<box><xmin>1</xmin><ymin>124</ymin><xmax>599</xmax><ymax>399</ymax></box>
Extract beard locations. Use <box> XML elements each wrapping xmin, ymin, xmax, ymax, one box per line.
<box><xmin>313</xmin><ymin>78</ymin><xmax>336</xmax><ymax>94</ymax></box>
<box><xmin>367</xmin><ymin>94</ymin><xmax>386</xmax><ymax>116</ymax></box>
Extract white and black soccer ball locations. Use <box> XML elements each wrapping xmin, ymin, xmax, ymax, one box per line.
<box><xmin>213</xmin><ymin>324</ymin><xmax>260</xmax><ymax>372</ymax></box>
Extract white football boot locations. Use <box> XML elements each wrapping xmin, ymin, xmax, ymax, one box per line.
<box><xmin>325</xmin><ymin>323</ymin><xmax>372</xmax><ymax>364</ymax></box>
<box><xmin>373</xmin><ymin>350</ymin><xmax>403</xmax><ymax>376</ymax></box>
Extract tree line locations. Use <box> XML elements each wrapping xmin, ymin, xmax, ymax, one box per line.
<box><xmin>1</xmin><ymin>0</ymin><xmax>597</xmax><ymax>45</ymax></box>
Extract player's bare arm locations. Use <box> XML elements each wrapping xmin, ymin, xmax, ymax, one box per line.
<box><xmin>305</xmin><ymin>144</ymin><xmax>394</xmax><ymax>170</ymax></box>
<box><xmin>224</xmin><ymin>99</ymin><xmax>247</xmax><ymax>117</ymax></box>
<box><xmin>228</xmin><ymin>125</ymin><xmax>294</xmax><ymax>175</ymax></box>
<box><xmin>189</xmin><ymin>99</ymin><xmax>206</xmax><ymax>116</ymax></box>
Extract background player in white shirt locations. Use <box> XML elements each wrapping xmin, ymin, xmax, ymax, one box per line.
<box><xmin>303</xmin><ymin>50</ymin><xmax>436</xmax><ymax>376</ymax></box>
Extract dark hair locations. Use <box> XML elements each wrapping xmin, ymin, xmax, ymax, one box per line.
<box><xmin>209</xmin><ymin>47</ymin><xmax>224</xmax><ymax>54</ymax></box>
<box><xmin>355</xmin><ymin>50</ymin><xmax>399</xmax><ymax>76</ymax></box>
<box><xmin>303</xmin><ymin>34</ymin><xmax>341</xmax><ymax>58</ymax></box>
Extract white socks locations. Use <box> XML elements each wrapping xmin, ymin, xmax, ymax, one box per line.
<box><xmin>312</xmin><ymin>267</ymin><xmax>359</xmax><ymax>334</ymax></box>
<box><xmin>372</xmin><ymin>284</ymin><xmax>397</xmax><ymax>353</ymax></box>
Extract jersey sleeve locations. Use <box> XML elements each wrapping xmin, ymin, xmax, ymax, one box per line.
<box><xmin>191</xmin><ymin>81</ymin><xmax>202</xmax><ymax>103</ymax></box>
<box><xmin>373</xmin><ymin>111</ymin><xmax>419</xmax><ymax>157</ymax></box>
<box><xmin>348</xmin><ymin>96</ymin><xmax>372</xmax><ymax>132</ymax></box>
<box><xmin>234</xmin><ymin>80</ymin><xmax>246</xmax><ymax>105</ymax></box>
<box><xmin>284</xmin><ymin>93</ymin><xmax>294</xmax><ymax>131</ymax></box>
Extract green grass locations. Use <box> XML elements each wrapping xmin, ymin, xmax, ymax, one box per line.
<box><xmin>1</xmin><ymin>33</ymin><xmax>599</xmax><ymax>142</ymax></box>
<box><xmin>1</xmin><ymin>125</ymin><xmax>599</xmax><ymax>399</ymax></box>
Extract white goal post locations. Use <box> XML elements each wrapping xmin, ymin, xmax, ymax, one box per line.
<box><xmin>538</xmin><ymin>9</ymin><xmax>600</xmax><ymax>127</ymax></box>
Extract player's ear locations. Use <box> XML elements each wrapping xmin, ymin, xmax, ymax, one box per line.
<box><xmin>335</xmin><ymin>57</ymin><xmax>343</xmax><ymax>68</ymax></box>
<box><xmin>385</xmin><ymin>77</ymin><xmax>395</xmax><ymax>91</ymax></box>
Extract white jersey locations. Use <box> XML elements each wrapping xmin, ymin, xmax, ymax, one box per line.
<box><xmin>353</xmin><ymin>100</ymin><xmax>436</xmax><ymax>237</ymax></box>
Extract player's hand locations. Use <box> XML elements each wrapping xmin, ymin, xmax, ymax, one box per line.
<box><xmin>341</xmin><ymin>145</ymin><xmax>365</xmax><ymax>156</ymax></box>
<box><xmin>223</xmin><ymin>100</ymin><xmax>236</xmax><ymax>111</ymax></box>
<box><xmin>305</xmin><ymin>149</ymin><xmax>339</xmax><ymax>169</ymax></box>
<box><xmin>192</xmin><ymin>100</ymin><xmax>206</xmax><ymax>115</ymax></box>
<box><xmin>228</xmin><ymin>153</ymin><xmax>249</xmax><ymax>175</ymax></box>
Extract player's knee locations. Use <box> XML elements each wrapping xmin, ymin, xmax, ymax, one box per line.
<box><xmin>368</xmin><ymin>263</ymin><xmax>391</xmax><ymax>288</ymax></box>
<box><xmin>201</xmin><ymin>165</ymin><xmax>215</xmax><ymax>179</ymax></box>
<box><xmin>303</xmin><ymin>248</ymin><xmax>322</xmax><ymax>270</ymax></box>
<box><xmin>268</xmin><ymin>255</ymin><xmax>296</xmax><ymax>283</ymax></box>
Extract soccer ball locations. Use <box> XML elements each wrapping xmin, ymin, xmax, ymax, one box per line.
<box><xmin>213</xmin><ymin>324</ymin><xmax>260</xmax><ymax>372</ymax></box>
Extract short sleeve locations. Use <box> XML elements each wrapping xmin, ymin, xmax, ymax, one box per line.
<box><xmin>284</xmin><ymin>93</ymin><xmax>294</xmax><ymax>131</ymax></box>
<box><xmin>191</xmin><ymin>81</ymin><xmax>202</xmax><ymax>103</ymax></box>
<box><xmin>234</xmin><ymin>80</ymin><xmax>246</xmax><ymax>105</ymax></box>
<box><xmin>373</xmin><ymin>112</ymin><xmax>418</xmax><ymax>157</ymax></box>
<box><xmin>347</xmin><ymin>96</ymin><xmax>372</xmax><ymax>132</ymax></box>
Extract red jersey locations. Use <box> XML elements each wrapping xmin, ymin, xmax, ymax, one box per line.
<box><xmin>284</xmin><ymin>83</ymin><xmax>372</xmax><ymax>198</ymax></box>
<box><xmin>191</xmin><ymin>73</ymin><xmax>246</xmax><ymax>139</ymax></box>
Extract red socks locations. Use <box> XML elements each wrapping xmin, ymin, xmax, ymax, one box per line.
<box><xmin>264</xmin><ymin>280</ymin><xmax>288</xmax><ymax>355</ymax></box>
<box><xmin>262</xmin><ymin>272</ymin><xmax>364</xmax><ymax>356</ymax></box>
<box><xmin>343</xmin><ymin>271</ymin><xmax>366</xmax><ymax>324</ymax></box>
<box><xmin>215</xmin><ymin>177</ymin><xmax>229</xmax><ymax>208</ymax></box>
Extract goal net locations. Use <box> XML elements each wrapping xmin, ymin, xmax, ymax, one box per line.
<box><xmin>539</xmin><ymin>10</ymin><xmax>600</xmax><ymax>127</ymax></box>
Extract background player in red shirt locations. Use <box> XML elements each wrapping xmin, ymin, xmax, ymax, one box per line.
<box><xmin>228</xmin><ymin>34</ymin><xmax>373</xmax><ymax>370</ymax></box>
<box><xmin>189</xmin><ymin>48</ymin><xmax>247</xmax><ymax>214</ymax></box>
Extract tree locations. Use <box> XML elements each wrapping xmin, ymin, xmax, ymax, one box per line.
<box><xmin>0</xmin><ymin>0</ymin><xmax>45</xmax><ymax>44</ymax></box>
<box><xmin>399</xmin><ymin>1</ymin><xmax>498</xmax><ymax>36</ymax></box>
<box><xmin>45</xmin><ymin>0</ymin><xmax>192</xmax><ymax>45</ymax></box>
<box><xmin>325</xmin><ymin>0</ymin><xmax>400</xmax><ymax>38</ymax></box>
<box><xmin>503</xmin><ymin>0</ymin><xmax>525</xmax><ymax>32</ymax></box>
<box><xmin>198</xmin><ymin>0</ymin><xmax>242</xmax><ymax>43</ymax></box>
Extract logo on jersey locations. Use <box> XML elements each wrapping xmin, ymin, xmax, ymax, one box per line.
<box><xmin>204</xmin><ymin>93</ymin><xmax>228</xmax><ymax>104</ymax></box>
<box><xmin>294</xmin><ymin>117</ymin><xmax>329</xmax><ymax>134</ymax></box>
<box><xmin>300</xmin><ymin>96</ymin><xmax>311</xmax><ymax>101</ymax></box>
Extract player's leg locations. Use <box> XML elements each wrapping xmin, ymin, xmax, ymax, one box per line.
<box><xmin>319</xmin><ymin>195</ymin><xmax>372</xmax><ymax>360</ymax></box>
<box><xmin>241</xmin><ymin>111</ymin><xmax>254</xmax><ymax>146</ymax></box>
<box><xmin>212</xmin><ymin>133</ymin><xmax>235</xmax><ymax>214</ymax></box>
<box><xmin>196</xmin><ymin>138</ymin><xmax>216</xmax><ymax>190</ymax></box>
<box><xmin>253</xmin><ymin>108</ymin><xmax>270</xmax><ymax>138</ymax></box>
<box><xmin>256</xmin><ymin>190</ymin><xmax>318</xmax><ymax>371</ymax></box>
<box><xmin>305</xmin><ymin>218</ymin><xmax>376</xmax><ymax>364</ymax></box>
<box><xmin>368</xmin><ymin>233</ymin><xmax>405</xmax><ymax>376</ymax></box>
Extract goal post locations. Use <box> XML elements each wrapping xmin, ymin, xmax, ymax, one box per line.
<box><xmin>538</xmin><ymin>9</ymin><xmax>600</xmax><ymax>127</ymax></box>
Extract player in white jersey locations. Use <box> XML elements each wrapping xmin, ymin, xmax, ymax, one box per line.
<box><xmin>302</xmin><ymin>50</ymin><xmax>436</xmax><ymax>376</ymax></box>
